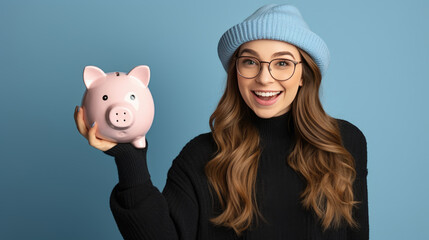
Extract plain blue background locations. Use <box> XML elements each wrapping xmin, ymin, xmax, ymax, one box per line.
<box><xmin>1</xmin><ymin>0</ymin><xmax>428</xmax><ymax>239</ymax></box>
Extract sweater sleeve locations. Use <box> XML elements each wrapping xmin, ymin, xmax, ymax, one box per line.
<box><xmin>339</xmin><ymin>121</ymin><xmax>369</xmax><ymax>240</ymax></box>
<box><xmin>103</xmin><ymin>141</ymin><xmax>199</xmax><ymax>240</ymax></box>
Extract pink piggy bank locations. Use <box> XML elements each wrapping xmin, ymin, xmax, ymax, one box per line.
<box><xmin>81</xmin><ymin>65</ymin><xmax>154</xmax><ymax>148</ymax></box>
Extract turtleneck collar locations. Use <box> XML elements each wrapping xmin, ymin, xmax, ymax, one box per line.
<box><xmin>250</xmin><ymin>110</ymin><xmax>294</xmax><ymax>153</ymax></box>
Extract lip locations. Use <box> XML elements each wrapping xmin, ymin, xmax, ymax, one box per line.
<box><xmin>252</xmin><ymin>90</ymin><xmax>282</xmax><ymax>106</ymax></box>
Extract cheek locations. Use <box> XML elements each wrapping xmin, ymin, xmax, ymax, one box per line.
<box><xmin>237</xmin><ymin>76</ymin><xmax>248</xmax><ymax>98</ymax></box>
<box><xmin>281</xmin><ymin>77</ymin><xmax>302</xmax><ymax>100</ymax></box>
<box><xmin>283</xmin><ymin>81</ymin><xmax>300</xmax><ymax>91</ymax></box>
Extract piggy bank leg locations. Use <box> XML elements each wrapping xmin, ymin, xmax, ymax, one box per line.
<box><xmin>132</xmin><ymin>136</ymin><xmax>146</xmax><ymax>148</ymax></box>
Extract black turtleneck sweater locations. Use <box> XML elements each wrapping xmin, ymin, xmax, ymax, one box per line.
<box><xmin>104</xmin><ymin>111</ymin><xmax>369</xmax><ymax>240</ymax></box>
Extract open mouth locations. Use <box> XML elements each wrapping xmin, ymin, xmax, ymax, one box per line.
<box><xmin>251</xmin><ymin>90</ymin><xmax>283</xmax><ymax>106</ymax></box>
<box><xmin>252</xmin><ymin>91</ymin><xmax>282</xmax><ymax>101</ymax></box>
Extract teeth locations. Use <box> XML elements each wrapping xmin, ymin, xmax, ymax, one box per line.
<box><xmin>254</xmin><ymin>91</ymin><xmax>281</xmax><ymax>97</ymax></box>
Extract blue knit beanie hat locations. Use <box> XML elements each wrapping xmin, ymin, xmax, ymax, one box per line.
<box><xmin>217</xmin><ymin>4</ymin><xmax>330</xmax><ymax>77</ymax></box>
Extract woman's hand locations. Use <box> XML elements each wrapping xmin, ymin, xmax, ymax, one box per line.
<box><xmin>74</xmin><ymin>106</ymin><xmax>117</xmax><ymax>152</ymax></box>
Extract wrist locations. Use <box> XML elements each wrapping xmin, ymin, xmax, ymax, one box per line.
<box><xmin>104</xmin><ymin>142</ymin><xmax>151</xmax><ymax>188</ymax></box>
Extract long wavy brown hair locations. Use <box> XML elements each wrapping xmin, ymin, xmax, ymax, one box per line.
<box><xmin>205</xmin><ymin>45</ymin><xmax>359</xmax><ymax>235</ymax></box>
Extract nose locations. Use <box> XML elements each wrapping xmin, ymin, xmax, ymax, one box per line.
<box><xmin>107</xmin><ymin>104</ymin><xmax>135</xmax><ymax>129</ymax></box>
<box><xmin>256</xmin><ymin>62</ymin><xmax>275</xmax><ymax>84</ymax></box>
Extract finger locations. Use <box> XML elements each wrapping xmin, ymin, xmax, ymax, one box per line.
<box><xmin>87</xmin><ymin>121</ymin><xmax>101</xmax><ymax>148</ymax></box>
<box><xmin>87</xmin><ymin>122</ymin><xmax>117</xmax><ymax>151</ymax></box>
<box><xmin>74</xmin><ymin>106</ymin><xmax>89</xmax><ymax>138</ymax></box>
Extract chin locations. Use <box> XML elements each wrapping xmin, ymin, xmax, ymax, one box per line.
<box><xmin>251</xmin><ymin>108</ymin><xmax>279</xmax><ymax>119</ymax></box>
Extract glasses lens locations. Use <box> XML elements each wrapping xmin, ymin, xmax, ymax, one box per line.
<box><xmin>271</xmin><ymin>59</ymin><xmax>295</xmax><ymax>81</ymax></box>
<box><xmin>237</xmin><ymin>57</ymin><xmax>260</xmax><ymax>78</ymax></box>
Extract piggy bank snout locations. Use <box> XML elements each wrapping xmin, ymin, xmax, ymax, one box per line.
<box><xmin>107</xmin><ymin>104</ymin><xmax>135</xmax><ymax>129</ymax></box>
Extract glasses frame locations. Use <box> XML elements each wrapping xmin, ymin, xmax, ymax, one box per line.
<box><xmin>235</xmin><ymin>56</ymin><xmax>302</xmax><ymax>81</ymax></box>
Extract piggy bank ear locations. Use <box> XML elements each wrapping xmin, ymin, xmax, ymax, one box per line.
<box><xmin>83</xmin><ymin>66</ymin><xmax>106</xmax><ymax>89</ymax></box>
<box><xmin>128</xmin><ymin>65</ymin><xmax>150</xmax><ymax>87</ymax></box>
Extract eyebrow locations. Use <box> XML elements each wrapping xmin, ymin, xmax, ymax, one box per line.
<box><xmin>239</xmin><ymin>48</ymin><xmax>296</xmax><ymax>60</ymax></box>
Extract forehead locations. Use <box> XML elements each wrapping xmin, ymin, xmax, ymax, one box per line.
<box><xmin>238</xmin><ymin>39</ymin><xmax>299</xmax><ymax>58</ymax></box>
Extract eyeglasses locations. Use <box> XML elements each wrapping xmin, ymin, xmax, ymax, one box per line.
<box><xmin>236</xmin><ymin>56</ymin><xmax>302</xmax><ymax>81</ymax></box>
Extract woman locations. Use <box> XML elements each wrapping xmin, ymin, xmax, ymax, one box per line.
<box><xmin>74</xmin><ymin>4</ymin><xmax>368</xmax><ymax>240</ymax></box>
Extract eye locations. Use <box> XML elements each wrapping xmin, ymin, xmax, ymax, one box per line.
<box><xmin>102</xmin><ymin>95</ymin><xmax>108</xmax><ymax>101</ymax></box>
<box><xmin>130</xmin><ymin>94</ymin><xmax>135</xmax><ymax>100</ymax></box>
<box><xmin>277</xmin><ymin>60</ymin><xmax>290</xmax><ymax>67</ymax></box>
<box><xmin>243</xmin><ymin>59</ymin><xmax>256</xmax><ymax>65</ymax></box>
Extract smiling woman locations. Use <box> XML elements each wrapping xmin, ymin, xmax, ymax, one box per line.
<box><xmin>235</xmin><ymin>40</ymin><xmax>303</xmax><ymax>118</ymax></box>
<box><xmin>207</xmin><ymin>29</ymin><xmax>366</xmax><ymax>237</ymax></box>
<box><xmin>74</xmin><ymin>3</ymin><xmax>368</xmax><ymax>240</ymax></box>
